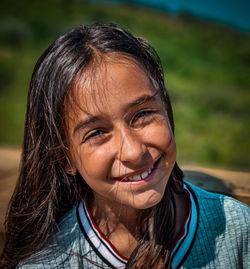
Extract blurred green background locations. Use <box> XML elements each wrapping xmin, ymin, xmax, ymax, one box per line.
<box><xmin>0</xmin><ymin>0</ymin><xmax>250</xmax><ymax>170</ymax></box>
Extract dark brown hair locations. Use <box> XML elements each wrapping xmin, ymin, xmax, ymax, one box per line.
<box><xmin>0</xmin><ymin>23</ymin><xmax>183</xmax><ymax>268</ymax></box>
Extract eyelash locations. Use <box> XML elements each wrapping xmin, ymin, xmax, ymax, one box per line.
<box><xmin>82</xmin><ymin>110</ymin><xmax>158</xmax><ymax>144</ymax></box>
<box><xmin>83</xmin><ymin>129</ymin><xmax>105</xmax><ymax>143</ymax></box>
<box><xmin>131</xmin><ymin>110</ymin><xmax>157</xmax><ymax>125</ymax></box>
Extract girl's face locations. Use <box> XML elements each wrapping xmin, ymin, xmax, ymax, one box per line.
<box><xmin>66</xmin><ymin>57</ymin><xmax>176</xmax><ymax>212</ymax></box>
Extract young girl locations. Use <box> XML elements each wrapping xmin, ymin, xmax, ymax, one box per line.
<box><xmin>0</xmin><ymin>24</ymin><xmax>249</xmax><ymax>269</ymax></box>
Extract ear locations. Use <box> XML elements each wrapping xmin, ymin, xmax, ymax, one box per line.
<box><xmin>64</xmin><ymin>162</ymin><xmax>77</xmax><ymax>176</ymax></box>
<box><xmin>58</xmin><ymin>145</ymin><xmax>77</xmax><ymax>175</ymax></box>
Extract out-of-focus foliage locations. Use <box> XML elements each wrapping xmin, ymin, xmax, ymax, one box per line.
<box><xmin>0</xmin><ymin>0</ymin><xmax>250</xmax><ymax>169</ymax></box>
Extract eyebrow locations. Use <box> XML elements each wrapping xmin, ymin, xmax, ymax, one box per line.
<box><xmin>73</xmin><ymin>90</ymin><xmax>160</xmax><ymax>136</ymax></box>
<box><xmin>129</xmin><ymin>92</ymin><xmax>159</xmax><ymax>107</ymax></box>
<box><xmin>73</xmin><ymin>116</ymin><xmax>101</xmax><ymax>136</ymax></box>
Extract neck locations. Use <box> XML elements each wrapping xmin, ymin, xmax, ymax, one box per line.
<box><xmin>87</xmin><ymin>189</ymin><xmax>189</xmax><ymax>258</ymax></box>
<box><xmin>88</xmin><ymin>192</ymin><xmax>150</xmax><ymax>257</ymax></box>
<box><xmin>89</xmin><ymin>192</ymin><xmax>142</xmax><ymax>237</ymax></box>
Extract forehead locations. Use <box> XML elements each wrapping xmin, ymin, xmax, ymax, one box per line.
<box><xmin>66</xmin><ymin>55</ymin><xmax>156</xmax><ymax>119</ymax></box>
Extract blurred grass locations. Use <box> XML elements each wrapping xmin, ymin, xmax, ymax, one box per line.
<box><xmin>0</xmin><ymin>0</ymin><xmax>250</xmax><ymax>169</ymax></box>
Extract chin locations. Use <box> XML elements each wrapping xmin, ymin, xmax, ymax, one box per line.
<box><xmin>131</xmin><ymin>193</ymin><xmax>164</xmax><ymax>210</ymax></box>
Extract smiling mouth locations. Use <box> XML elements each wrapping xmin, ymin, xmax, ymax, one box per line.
<box><xmin>114</xmin><ymin>157</ymin><xmax>161</xmax><ymax>183</ymax></box>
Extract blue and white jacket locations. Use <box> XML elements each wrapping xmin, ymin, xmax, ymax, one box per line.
<box><xmin>18</xmin><ymin>182</ymin><xmax>250</xmax><ymax>269</ymax></box>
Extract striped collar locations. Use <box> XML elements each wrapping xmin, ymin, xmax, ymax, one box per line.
<box><xmin>171</xmin><ymin>183</ymin><xmax>199</xmax><ymax>268</ymax></box>
<box><xmin>77</xmin><ymin>183</ymin><xmax>198</xmax><ymax>269</ymax></box>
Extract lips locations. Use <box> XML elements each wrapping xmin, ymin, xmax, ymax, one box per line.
<box><xmin>113</xmin><ymin>157</ymin><xmax>161</xmax><ymax>183</ymax></box>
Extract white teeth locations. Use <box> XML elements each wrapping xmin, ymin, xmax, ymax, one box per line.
<box><xmin>126</xmin><ymin>166</ymin><xmax>153</xmax><ymax>181</ymax></box>
<box><xmin>131</xmin><ymin>175</ymin><xmax>141</xmax><ymax>181</ymax></box>
<box><xmin>141</xmin><ymin>171</ymin><xmax>149</xmax><ymax>179</ymax></box>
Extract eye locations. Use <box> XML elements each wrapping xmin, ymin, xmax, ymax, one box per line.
<box><xmin>132</xmin><ymin>110</ymin><xmax>156</xmax><ymax>123</ymax></box>
<box><xmin>130</xmin><ymin>110</ymin><xmax>158</xmax><ymax>128</ymax></box>
<box><xmin>83</xmin><ymin>129</ymin><xmax>105</xmax><ymax>143</ymax></box>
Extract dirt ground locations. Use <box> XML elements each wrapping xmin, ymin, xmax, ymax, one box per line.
<box><xmin>0</xmin><ymin>148</ymin><xmax>250</xmax><ymax>252</ymax></box>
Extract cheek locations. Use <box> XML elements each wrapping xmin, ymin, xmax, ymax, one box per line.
<box><xmin>145</xmin><ymin>120</ymin><xmax>176</xmax><ymax>169</ymax></box>
<box><xmin>146</xmin><ymin>120</ymin><xmax>175</xmax><ymax>152</ymax></box>
<box><xmin>73</xmin><ymin>146</ymin><xmax>112</xmax><ymax>182</ymax></box>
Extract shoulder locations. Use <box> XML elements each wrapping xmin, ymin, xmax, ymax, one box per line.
<box><xmin>183</xmin><ymin>182</ymin><xmax>249</xmax><ymax>268</ymax></box>
<box><xmin>17</xmin><ymin>207</ymin><xmax>84</xmax><ymax>268</ymax></box>
<box><xmin>17</xmin><ymin>204</ymin><xmax>111</xmax><ymax>269</ymax></box>
<box><xmin>186</xmin><ymin>181</ymin><xmax>249</xmax><ymax>222</ymax></box>
<box><xmin>186</xmin><ymin>181</ymin><xmax>249</xmax><ymax>237</ymax></box>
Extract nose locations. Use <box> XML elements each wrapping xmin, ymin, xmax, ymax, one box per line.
<box><xmin>117</xmin><ymin>128</ymin><xmax>147</xmax><ymax>167</ymax></box>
